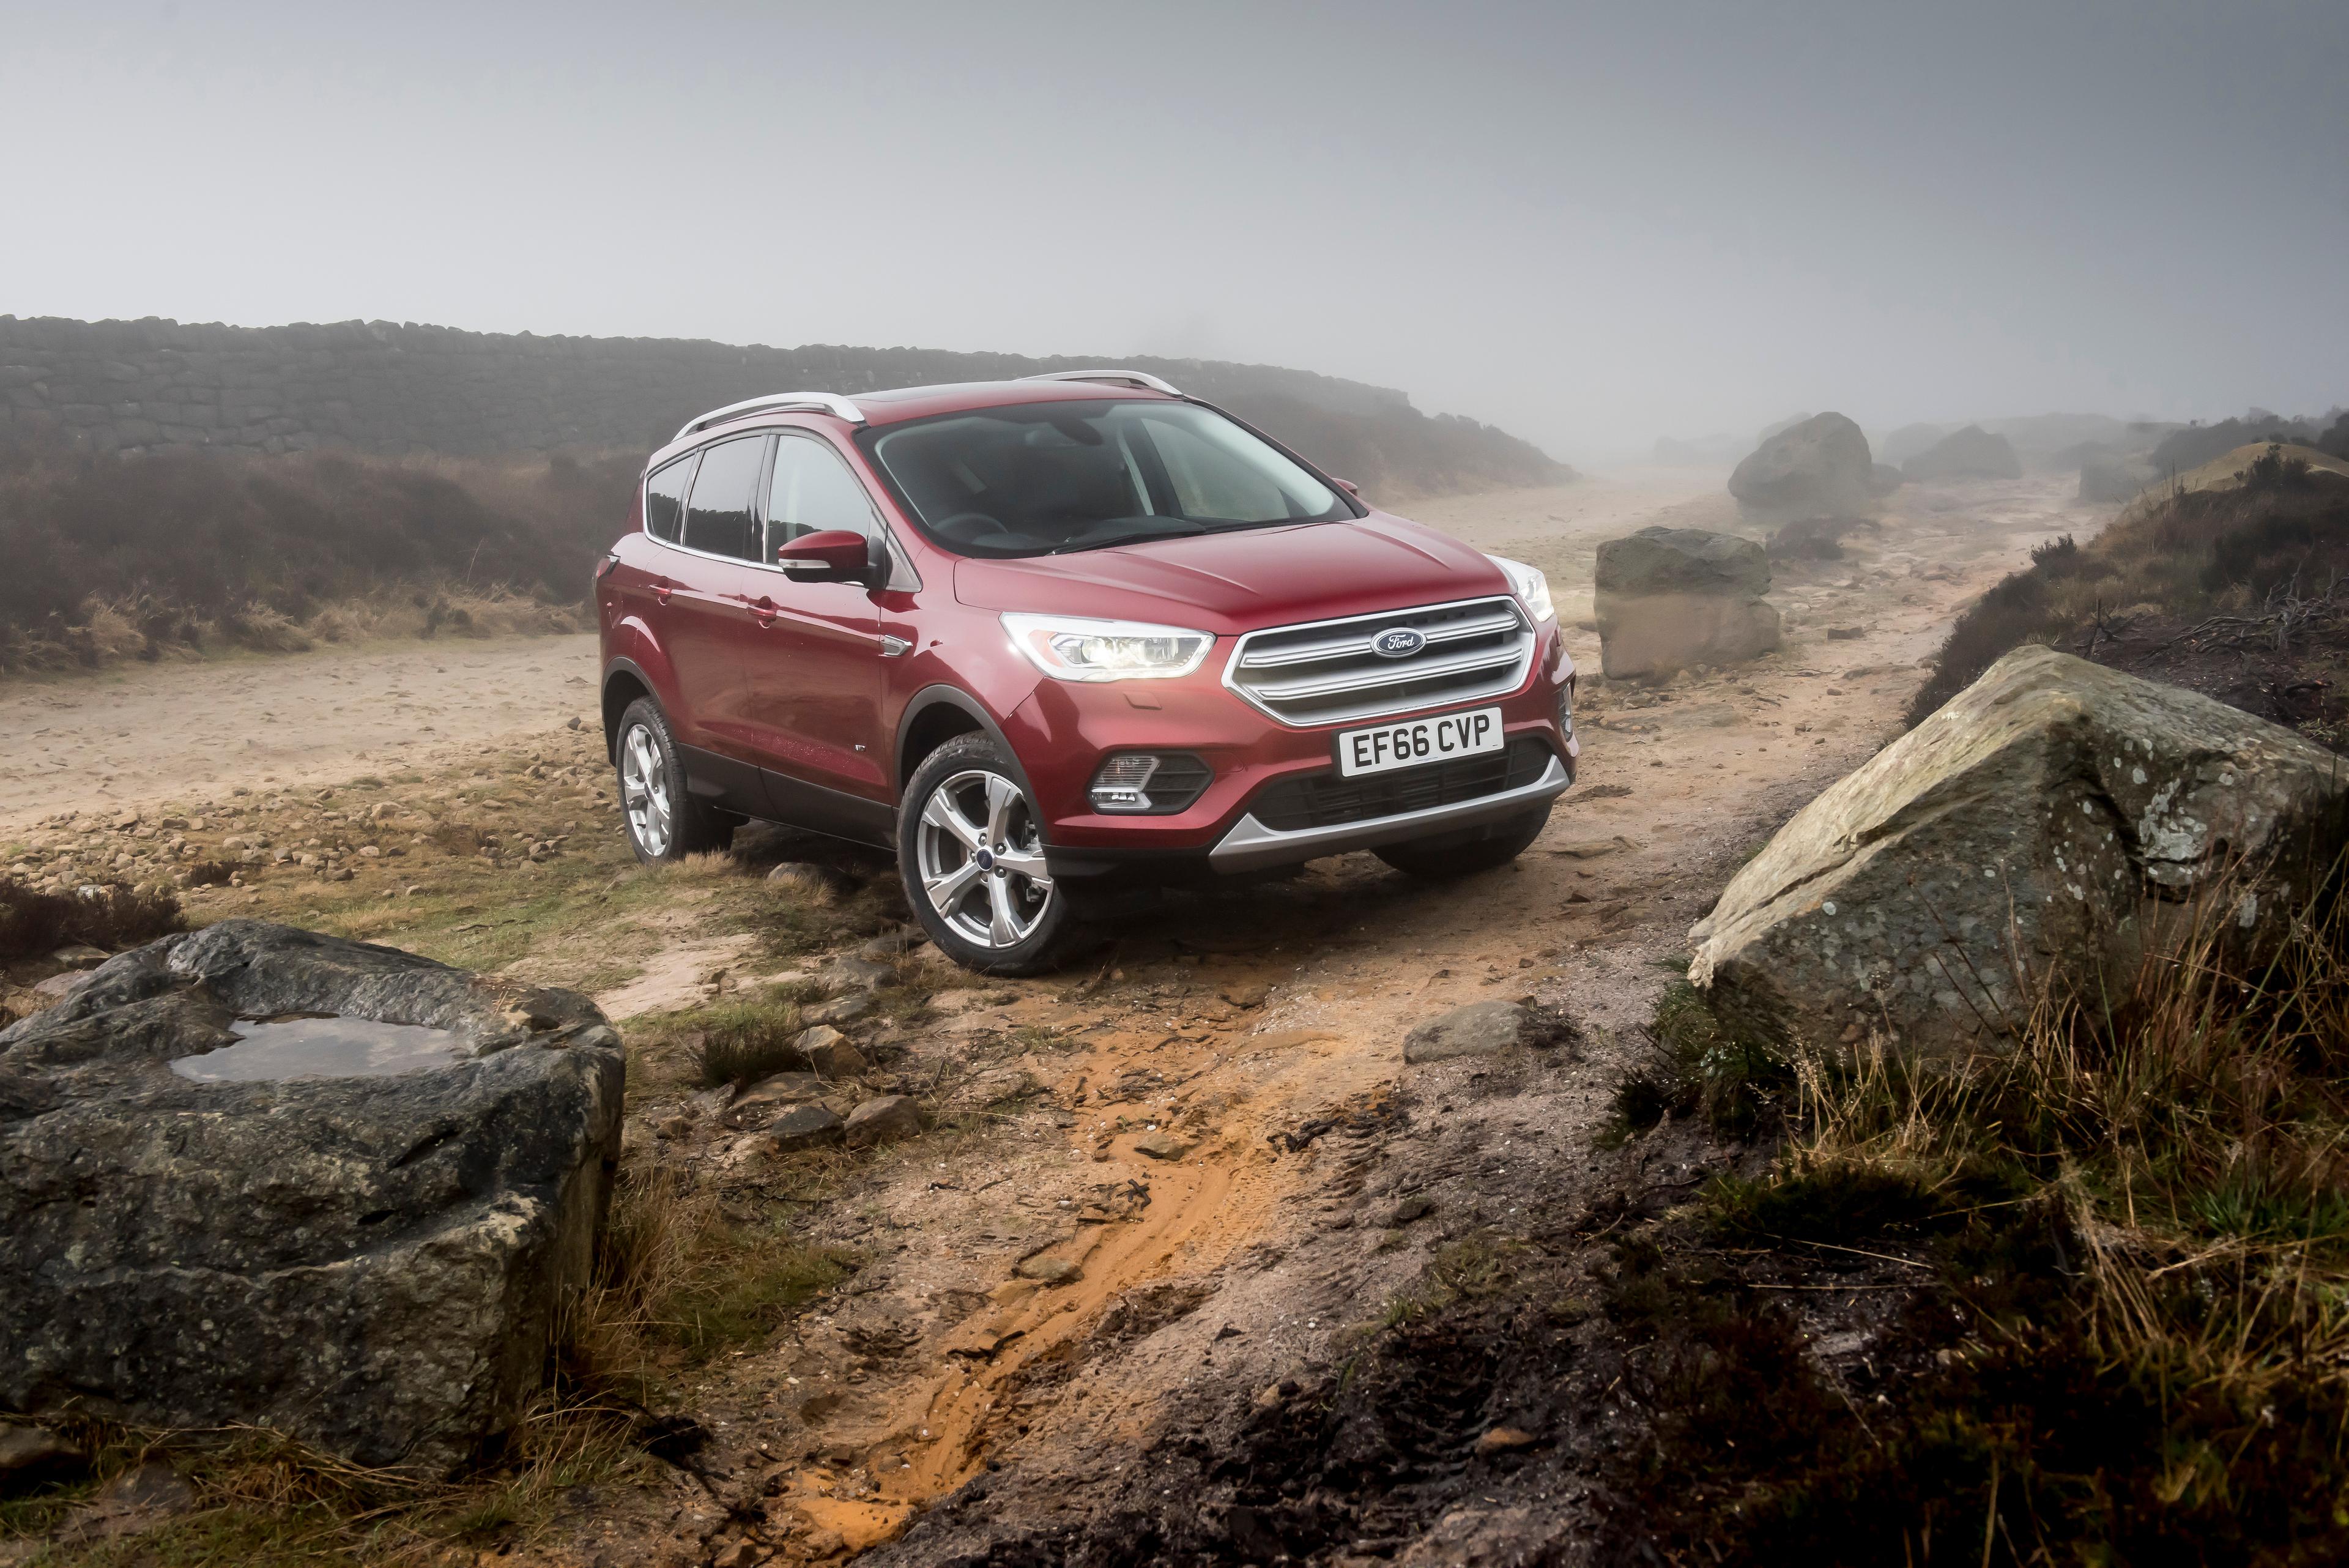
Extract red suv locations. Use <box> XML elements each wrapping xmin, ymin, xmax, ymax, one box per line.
<box><xmin>596</xmin><ymin>371</ymin><xmax>1577</xmax><ymax>974</ymax></box>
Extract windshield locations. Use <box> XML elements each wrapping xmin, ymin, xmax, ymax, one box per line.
<box><xmin>861</xmin><ymin>399</ymin><xmax>1354</xmax><ymax>558</ymax></box>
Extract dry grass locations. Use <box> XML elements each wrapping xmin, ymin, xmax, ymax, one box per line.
<box><xmin>1652</xmin><ymin>869</ymin><xmax>2349</xmax><ymax>1558</ymax></box>
<box><xmin>0</xmin><ymin>878</ymin><xmax>184</xmax><ymax>960</ymax></box>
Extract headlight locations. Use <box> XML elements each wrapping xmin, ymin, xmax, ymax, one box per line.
<box><xmin>1001</xmin><ymin>613</ymin><xmax>1215</xmax><ymax>682</ymax></box>
<box><xmin>1488</xmin><ymin>554</ymin><xmax>1555</xmax><ymax>624</ymax></box>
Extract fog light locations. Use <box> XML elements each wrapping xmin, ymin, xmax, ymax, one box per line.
<box><xmin>1087</xmin><ymin>752</ymin><xmax>1212</xmax><ymax>815</ymax></box>
<box><xmin>1557</xmin><ymin>676</ymin><xmax>1576</xmax><ymax>743</ymax></box>
<box><xmin>1089</xmin><ymin>754</ymin><xmax>1161</xmax><ymax>812</ymax></box>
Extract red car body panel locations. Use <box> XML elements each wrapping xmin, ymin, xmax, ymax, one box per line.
<box><xmin>597</xmin><ymin>380</ymin><xmax>1575</xmax><ymax>880</ymax></box>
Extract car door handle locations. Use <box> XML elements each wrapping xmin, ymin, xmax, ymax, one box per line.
<box><xmin>750</xmin><ymin>595</ymin><xmax>779</xmax><ymax>628</ymax></box>
<box><xmin>653</xmin><ymin>576</ymin><xmax>673</xmax><ymax>605</ymax></box>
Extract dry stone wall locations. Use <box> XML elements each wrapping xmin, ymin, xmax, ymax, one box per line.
<box><xmin>0</xmin><ymin>315</ymin><xmax>1418</xmax><ymax>459</ymax></box>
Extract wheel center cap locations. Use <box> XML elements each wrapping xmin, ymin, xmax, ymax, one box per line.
<box><xmin>974</xmin><ymin>849</ymin><xmax>996</xmax><ymax>871</ymax></box>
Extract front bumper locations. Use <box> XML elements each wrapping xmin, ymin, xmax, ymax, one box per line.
<box><xmin>1207</xmin><ymin>751</ymin><xmax>1572</xmax><ymax>872</ymax></box>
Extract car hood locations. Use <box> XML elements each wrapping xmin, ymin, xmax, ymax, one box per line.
<box><xmin>951</xmin><ymin>514</ymin><xmax>1511</xmax><ymax>631</ymax></box>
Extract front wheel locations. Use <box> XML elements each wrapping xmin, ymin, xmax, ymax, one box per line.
<box><xmin>898</xmin><ymin>734</ymin><xmax>1088</xmax><ymax>975</ymax></box>
<box><xmin>1373</xmin><ymin>802</ymin><xmax>1552</xmax><ymax>879</ymax></box>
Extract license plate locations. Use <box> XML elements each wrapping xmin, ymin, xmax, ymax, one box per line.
<box><xmin>1335</xmin><ymin>706</ymin><xmax>1505</xmax><ymax>778</ymax></box>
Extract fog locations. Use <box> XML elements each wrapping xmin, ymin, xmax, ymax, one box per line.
<box><xmin>2</xmin><ymin>0</ymin><xmax>2343</xmax><ymax>462</ymax></box>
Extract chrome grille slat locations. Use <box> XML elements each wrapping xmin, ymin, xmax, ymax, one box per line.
<box><xmin>1235</xmin><ymin>609</ymin><xmax>1524</xmax><ymax>669</ymax></box>
<box><xmin>1245</xmin><ymin>645</ymin><xmax>1527</xmax><ymax>703</ymax></box>
<box><xmin>1222</xmin><ymin>595</ymin><xmax>1537</xmax><ymax>728</ymax></box>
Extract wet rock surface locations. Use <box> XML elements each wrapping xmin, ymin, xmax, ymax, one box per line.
<box><xmin>1691</xmin><ymin>646</ymin><xmax>2349</xmax><ymax>1056</ymax></box>
<box><xmin>1593</xmin><ymin>526</ymin><xmax>1783</xmax><ymax>678</ymax></box>
<box><xmin>0</xmin><ymin>921</ymin><xmax>624</xmax><ymax>1473</ymax></box>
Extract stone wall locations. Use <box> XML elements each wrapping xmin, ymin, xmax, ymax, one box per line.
<box><xmin>0</xmin><ymin>316</ymin><xmax>1423</xmax><ymax>460</ymax></box>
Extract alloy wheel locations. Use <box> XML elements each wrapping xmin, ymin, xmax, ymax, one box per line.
<box><xmin>915</xmin><ymin>768</ymin><xmax>1055</xmax><ymax>949</ymax></box>
<box><xmin>619</xmin><ymin>722</ymin><xmax>674</xmax><ymax>858</ymax></box>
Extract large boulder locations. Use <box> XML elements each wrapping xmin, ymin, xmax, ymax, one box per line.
<box><xmin>1594</xmin><ymin>526</ymin><xmax>1782</xmax><ymax>679</ymax></box>
<box><xmin>1728</xmin><ymin>412</ymin><xmax>1874</xmax><ymax>519</ymax></box>
<box><xmin>0</xmin><ymin>922</ymin><xmax>624</xmax><ymax>1474</ymax></box>
<box><xmin>1902</xmin><ymin>424</ymin><xmax>2023</xmax><ymax>481</ymax></box>
<box><xmin>1690</xmin><ymin>648</ymin><xmax>2349</xmax><ymax>1057</ymax></box>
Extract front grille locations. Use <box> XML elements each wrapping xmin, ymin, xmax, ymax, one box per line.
<box><xmin>1224</xmin><ymin>596</ymin><xmax>1536</xmax><ymax>727</ymax></box>
<box><xmin>1248</xmin><ymin>737</ymin><xmax>1554</xmax><ymax>833</ymax></box>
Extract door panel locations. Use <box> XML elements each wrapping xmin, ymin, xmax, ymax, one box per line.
<box><xmin>662</xmin><ymin>436</ymin><xmax>770</xmax><ymax>794</ymax></box>
<box><xmin>736</xmin><ymin>434</ymin><xmax>887</xmax><ymax>804</ymax></box>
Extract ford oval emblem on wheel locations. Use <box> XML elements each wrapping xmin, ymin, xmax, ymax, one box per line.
<box><xmin>1372</xmin><ymin>627</ymin><xmax>1426</xmax><ymax>658</ymax></box>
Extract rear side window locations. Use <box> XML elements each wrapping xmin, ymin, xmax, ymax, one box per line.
<box><xmin>681</xmin><ymin>436</ymin><xmax>768</xmax><ymax>560</ymax></box>
<box><xmin>644</xmin><ymin>454</ymin><xmax>694</xmax><ymax>544</ymax></box>
<box><xmin>765</xmin><ymin>435</ymin><xmax>877</xmax><ymax>558</ymax></box>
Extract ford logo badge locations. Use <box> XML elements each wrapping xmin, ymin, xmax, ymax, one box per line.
<box><xmin>1371</xmin><ymin>627</ymin><xmax>1426</xmax><ymax>658</ymax></box>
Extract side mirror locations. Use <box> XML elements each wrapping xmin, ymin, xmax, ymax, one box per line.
<box><xmin>776</xmin><ymin>529</ymin><xmax>872</xmax><ymax>581</ymax></box>
<box><xmin>1331</xmin><ymin>476</ymin><xmax>1362</xmax><ymax>497</ymax></box>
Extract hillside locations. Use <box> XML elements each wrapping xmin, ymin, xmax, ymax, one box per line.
<box><xmin>0</xmin><ymin>318</ymin><xmax>1574</xmax><ymax>669</ymax></box>
<box><xmin>1907</xmin><ymin>444</ymin><xmax>2349</xmax><ymax>741</ymax></box>
<box><xmin>0</xmin><ymin>316</ymin><xmax>1570</xmax><ymax>501</ymax></box>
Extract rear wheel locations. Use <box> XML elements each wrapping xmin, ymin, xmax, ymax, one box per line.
<box><xmin>1373</xmin><ymin>802</ymin><xmax>1551</xmax><ymax>879</ymax></box>
<box><xmin>614</xmin><ymin>698</ymin><xmax>732</xmax><ymax>864</ymax></box>
<box><xmin>899</xmin><ymin>734</ymin><xmax>1088</xmax><ymax>975</ymax></box>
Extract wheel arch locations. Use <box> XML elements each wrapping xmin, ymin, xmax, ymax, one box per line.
<box><xmin>601</xmin><ymin>660</ymin><xmax>659</xmax><ymax>760</ymax></box>
<box><xmin>894</xmin><ymin>685</ymin><xmax>1041</xmax><ymax>811</ymax></box>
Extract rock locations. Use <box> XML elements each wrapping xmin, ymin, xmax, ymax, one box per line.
<box><xmin>48</xmin><ymin>944</ymin><xmax>108</xmax><ymax>967</ymax></box>
<box><xmin>856</xmin><ymin>927</ymin><xmax>927</xmax><ymax>962</ymax></box>
<box><xmin>1015</xmin><ymin>1255</ymin><xmax>1082</xmax><ymax>1285</ymax></box>
<box><xmin>795</xmin><ymin>1027</ymin><xmax>867</xmax><ymax>1079</ymax></box>
<box><xmin>821</xmin><ymin>954</ymin><xmax>897</xmax><ymax>992</ymax></box>
<box><xmin>1593</xmin><ymin>527</ymin><xmax>1782</xmax><ymax>679</ymax></box>
<box><xmin>31</xmin><ymin>972</ymin><xmax>84</xmax><ymax>1003</ymax></box>
<box><xmin>802</xmin><ymin>992</ymin><xmax>873</xmax><ymax>1028</ymax></box>
<box><xmin>1388</xmin><ymin>1195</ymin><xmax>1436</xmax><ymax>1225</ymax></box>
<box><xmin>1867</xmin><ymin>462</ymin><xmax>1905</xmax><ymax>497</ymax></box>
<box><xmin>0</xmin><ymin>921</ymin><xmax>624</xmax><ymax>1474</ymax></box>
<box><xmin>1728</xmin><ymin>412</ymin><xmax>1874</xmax><ymax>519</ymax></box>
<box><xmin>0</xmin><ymin>1422</ymin><xmax>84</xmax><ymax>1485</ymax></box>
<box><xmin>1902</xmin><ymin>424</ymin><xmax>2022</xmax><ymax>481</ymax></box>
<box><xmin>729</xmin><ymin>1071</ymin><xmax>827</xmax><ymax>1124</ymax></box>
<box><xmin>843</xmin><ymin>1094</ymin><xmax>926</xmax><ymax>1146</ymax></box>
<box><xmin>1475</xmin><ymin>1425</ymin><xmax>1538</xmax><ymax>1455</ymax></box>
<box><xmin>1690</xmin><ymin>647</ymin><xmax>2349</xmax><ymax>1058</ymax></box>
<box><xmin>1132</xmin><ymin>1130</ymin><xmax>1191</xmax><ymax>1161</ymax></box>
<box><xmin>765</xmin><ymin>1102</ymin><xmax>845</xmax><ymax>1153</ymax></box>
<box><xmin>1403</xmin><ymin>1000</ymin><xmax>1529</xmax><ymax>1063</ymax></box>
<box><xmin>1218</xmin><ymin>979</ymin><xmax>1271</xmax><ymax>1009</ymax></box>
<box><xmin>56</xmin><ymin>1457</ymin><xmax>195</xmax><ymax>1545</ymax></box>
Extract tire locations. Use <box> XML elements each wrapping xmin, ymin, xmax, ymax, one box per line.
<box><xmin>897</xmin><ymin>734</ymin><xmax>1088</xmax><ymax>976</ymax></box>
<box><xmin>1373</xmin><ymin>802</ymin><xmax>1552</xmax><ymax>879</ymax></box>
<box><xmin>614</xmin><ymin>697</ymin><xmax>733</xmax><ymax>865</ymax></box>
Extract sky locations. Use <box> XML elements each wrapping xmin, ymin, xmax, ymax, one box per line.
<box><xmin>2</xmin><ymin>0</ymin><xmax>2344</xmax><ymax>463</ymax></box>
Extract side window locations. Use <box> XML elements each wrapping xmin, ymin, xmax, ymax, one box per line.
<box><xmin>643</xmin><ymin>454</ymin><xmax>695</xmax><ymax>544</ymax></box>
<box><xmin>765</xmin><ymin>434</ymin><xmax>878</xmax><ymax>558</ymax></box>
<box><xmin>681</xmin><ymin>436</ymin><xmax>767</xmax><ymax>560</ymax></box>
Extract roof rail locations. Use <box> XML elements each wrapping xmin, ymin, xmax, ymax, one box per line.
<box><xmin>674</xmin><ymin>392</ymin><xmax>865</xmax><ymax>443</ymax></box>
<box><xmin>1020</xmin><ymin>369</ymin><xmax>1184</xmax><ymax>396</ymax></box>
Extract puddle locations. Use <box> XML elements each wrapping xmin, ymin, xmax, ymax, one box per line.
<box><xmin>169</xmin><ymin>1014</ymin><xmax>473</xmax><ymax>1083</ymax></box>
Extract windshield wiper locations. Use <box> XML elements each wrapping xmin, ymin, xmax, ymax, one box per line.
<box><xmin>1046</xmin><ymin>519</ymin><xmax>1208</xmax><ymax>554</ymax></box>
